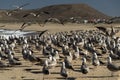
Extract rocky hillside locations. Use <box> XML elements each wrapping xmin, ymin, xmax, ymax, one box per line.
<box><xmin>0</xmin><ymin>4</ymin><xmax>110</xmax><ymax>23</ymax></box>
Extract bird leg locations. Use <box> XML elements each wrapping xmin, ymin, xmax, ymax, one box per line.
<box><xmin>111</xmin><ymin>72</ymin><xmax>114</xmax><ymax>77</ymax></box>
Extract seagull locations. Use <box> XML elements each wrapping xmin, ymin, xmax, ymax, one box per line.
<box><xmin>64</xmin><ymin>57</ymin><xmax>74</xmax><ymax>70</ymax></box>
<box><xmin>0</xmin><ymin>57</ymin><xmax>8</xmax><ymax>67</ymax></box>
<box><xmin>5</xmin><ymin>3</ymin><xmax>30</xmax><ymax>16</ymax></box>
<box><xmin>22</xmin><ymin>11</ymin><xmax>49</xmax><ymax>18</ymax></box>
<box><xmin>80</xmin><ymin>57</ymin><xmax>89</xmax><ymax>74</ymax></box>
<box><xmin>13</xmin><ymin>3</ymin><xmax>30</xmax><ymax>10</ymax></box>
<box><xmin>42</xmin><ymin>60</ymin><xmax>50</xmax><ymax>75</ymax></box>
<box><xmin>22</xmin><ymin>11</ymin><xmax>50</xmax><ymax>27</ymax></box>
<box><xmin>22</xmin><ymin>48</ymin><xmax>28</xmax><ymax>60</ymax></box>
<box><xmin>27</xmin><ymin>50</ymin><xmax>41</xmax><ymax>63</ymax></box>
<box><xmin>96</xmin><ymin>26</ymin><xmax>110</xmax><ymax>36</ymax></box>
<box><xmin>60</xmin><ymin>62</ymin><xmax>68</xmax><ymax>78</ymax></box>
<box><xmin>20</xmin><ymin>22</ymin><xmax>32</xmax><ymax>30</ymax></box>
<box><xmin>8</xmin><ymin>54</ymin><xmax>21</xmax><ymax>65</ymax></box>
<box><xmin>92</xmin><ymin>53</ymin><xmax>100</xmax><ymax>66</ymax></box>
<box><xmin>48</xmin><ymin>57</ymin><xmax>57</xmax><ymax>68</ymax></box>
<box><xmin>39</xmin><ymin>30</ymin><xmax>48</xmax><ymax>37</ymax></box>
<box><xmin>73</xmin><ymin>49</ymin><xmax>80</xmax><ymax>60</ymax></box>
<box><xmin>0</xmin><ymin>25</ymin><xmax>5</xmax><ymax>28</ymax></box>
<box><xmin>43</xmin><ymin>18</ymin><xmax>64</xmax><ymax>27</ymax></box>
<box><xmin>107</xmin><ymin>56</ymin><xmax>120</xmax><ymax>76</ymax></box>
<box><xmin>109</xmin><ymin>50</ymin><xmax>120</xmax><ymax>60</ymax></box>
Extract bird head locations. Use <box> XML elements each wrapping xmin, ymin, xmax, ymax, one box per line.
<box><xmin>107</xmin><ymin>56</ymin><xmax>112</xmax><ymax>64</ymax></box>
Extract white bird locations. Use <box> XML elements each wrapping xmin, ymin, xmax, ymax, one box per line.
<box><xmin>107</xmin><ymin>56</ymin><xmax>120</xmax><ymax>76</ymax></box>
<box><xmin>92</xmin><ymin>53</ymin><xmax>100</xmax><ymax>66</ymax></box>
<box><xmin>80</xmin><ymin>57</ymin><xmax>89</xmax><ymax>74</ymax></box>
<box><xmin>5</xmin><ymin>3</ymin><xmax>30</xmax><ymax>16</ymax></box>
<box><xmin>60</xmin><ymin>62</ymin><xmax>68</xmax><ymax>78</ymax></box>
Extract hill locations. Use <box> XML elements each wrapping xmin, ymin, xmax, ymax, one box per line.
<box><xmin>0</xmin><ymin>3</ymin><xmax>110</xmax><ymax>23</ymax></box>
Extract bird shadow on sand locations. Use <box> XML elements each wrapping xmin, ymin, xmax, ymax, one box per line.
<box><xmin>22</xmin><ymin>78</ymin><xmax>35</xmax><ymax>80</ymax></box>
<box><xmin>24</xmin><ymin>68</ymin><xmax>42</xmax><ymax>74</ymax></box>
<box><xmin>50</xmin><ymin>72</ymin><xmax>60</xmax><ymax>74</ymax></box>
<box><xmin>81</xmin><ymin>75</ymin><xmax>120</xmax><ymax>78</ymax></box>
<box><xmin>24</xmin><ymin>68</ymin><xmax>40</xmax><ymax>71</ymax></box>
<box><xmin>56</xmin><ymin>77</ymin><xmax>76</xmax><ymax>80</ymax></box>
<box><xmin>31</xmin><ymin>71</ymin><xmax>43</xmax><ymax>74</ymax></box>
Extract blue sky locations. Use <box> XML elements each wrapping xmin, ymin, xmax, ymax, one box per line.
<box><xmin>0</xmin><ymin>0</ymin><xmax>119</xmax><ymax>17</ymax></box>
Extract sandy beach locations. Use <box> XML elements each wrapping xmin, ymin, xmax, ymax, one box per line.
<box><xmin>0</xmin><ymin>23</ymin><xmax>120</xmax><ymax>80</ymax></box>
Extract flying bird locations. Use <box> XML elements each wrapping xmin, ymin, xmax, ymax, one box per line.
<box><xmin>96</xmin><ymin>26</ymin><xmax>111</xmax><ymax>36</ymax></box>
<box><xmin>20</xmin><ymin>22</ymin><xmax>32</xmax><ymax>31</ymax></box>
<box><xmin>12</xmin><ymin>3</ymin><xmax>30</xmax><ymax>10</ymax></box>
<box><xmin>38</xmin><ymin>30</ymin><xmax>48</xmax><ymax>37</ymax></box>
<box><xmin>0</xmin><ymin>25</ymin><xmax>5</xmax><ymax>28</ymax></box>
<box><xmin>42</xmin><ymin>18</ymin><xmax>64</xmax><ymax>27</ymax></box>
<box><xmin>96</xmin><ymin>26</ymin><xmax>107</xmax><ymax>32</ymax></box>
<box><xmin>5</xmin><ymin>3</ymin><xmax>30</xmax><ymax>16</ymax></box>
<box><xmin>23</xmin><ymin>11</ymin><xmax>50</xmax><ymax>18</ymax></box>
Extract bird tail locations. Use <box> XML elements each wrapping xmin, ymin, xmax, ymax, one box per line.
<box><xmin>36</xmin><ymin>57</ymin><xmax>42</xmax><ymax>62</ymax></box>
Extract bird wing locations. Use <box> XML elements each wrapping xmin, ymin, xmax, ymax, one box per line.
<box><xmin>19</xmin><ymin>3</ymin><xmax>30</xmax><ymax>9</ymax></box>
<box><xmin>22</xmin><ymin>13</ymin><xmax>30</xmax><ymax>18</ymax></box>
<box><xmin>39</xmin><ymin>30</ymin><xmax>48</xmax><ymax>37</ymax></box>
<box><xmin>0</xmin><ymin>25</ymin><xmax>5</xmax><ymax>27</ymax></box>
<box><xmin>96</xmin><ymin>26</ymin><xmax>107</xmax><ymax>32</ymax></box>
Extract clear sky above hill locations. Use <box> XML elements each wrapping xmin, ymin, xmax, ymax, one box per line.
<box><xmin>0</xmin><ymin>0</ymin><xmax>119</xmax><ymax>17</ymax></box>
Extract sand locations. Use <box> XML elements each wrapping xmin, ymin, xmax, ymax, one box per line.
<box><xmin>0</xmin><ymin>23</ymin><xmax>120</xmax><ymax>80</ymax></box>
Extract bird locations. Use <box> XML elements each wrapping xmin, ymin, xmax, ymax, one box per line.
<box><xmin>64</xmin><ymin>57</ymin><xmax>74</xmax><ymax>70</ymax></box>
<box><xmin>80</xmin><ymin>57</ymin><xmax>89</xmax><ymax>74</ymax></box>
<box><xmin>60</xmin><ymin>62</ymin><xmax>68</xmax><ymax>78</ymax></box>
<box><xmin>13</xmin><ymin>3</ymin><xmax>30</xmax><ymax>10</ymax></box>
<box><xmin>107</xmin><ymin>56</ymin><xmax>120</xmax><ymax>76</ymax></box>
<box><xmin>49</xmin><ymin>57</ymin><xmax>57</xmax><ymax>67</ymax></box>
<box><xmin>8</xmin><ymin>54</ymin><xmax>21</xmax><ymax>65</ymax></box>
<box><xmin>39</xmin><ymin>30</ymin><xmax>48</xmax><ymax>37</ymax></box>
<box><xmin>42</xmin><ymin>60</ymin><xmax>50</xmax><ymax>75</ymax></box>
<box><xmin>22</xmin><ymin>11</ymin><xmax>49</xmax><ymax>18</ymax></box>
<box><xmin>96</xmin><ymin>26</ymin><xmax>110</xmax><ymax>36</ymax></box>
<box><xmin>0</xmin><ymin>57</ymin><xmax>8</xmax><ymax>67</ymax></box>
<box><xmin>109</xmin><ymin>50</ymin><xmax>120</xmax><ymax>60</ymax></box>
<box><xmin>0</xmin><ymin>25</ymin><xmax>5</xmax><ymax>28</ymax></box>
<box><xmin>92</xmin><ymin>53</ymin><xmax>100</xmax><ymax>66</ymax></box>
<box><xmin>27</xmin><ymin>50</ymin><xmax>41</xmax><ymax>63</ymax></box>
<box><xmin>22</xmin><ymin>11</ymin><xmax>50</xmax><ymax>27</ymax></box>
<box><xmin>5</xmin><ymin>3</ymin><xmax>30</xmax><ymax>16</ymax></box>
<box><xmin>96</xmin><ymin>26</ymin><xmax>107</xmax><ymax>32</ymax></box>
<box><xmin>42</xmin><ymin>18</ymin><xmax>64</xmax><ymax>27</ymax></box>
<box><xmin>73</xmin><ymin>48</ymin><xmax>80</xmax><ymax>60</ymax></box>
<box><xmin>20</xmin><ymin>22</ymin><xmax>32</xmax><ymax>31</ymax></box>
